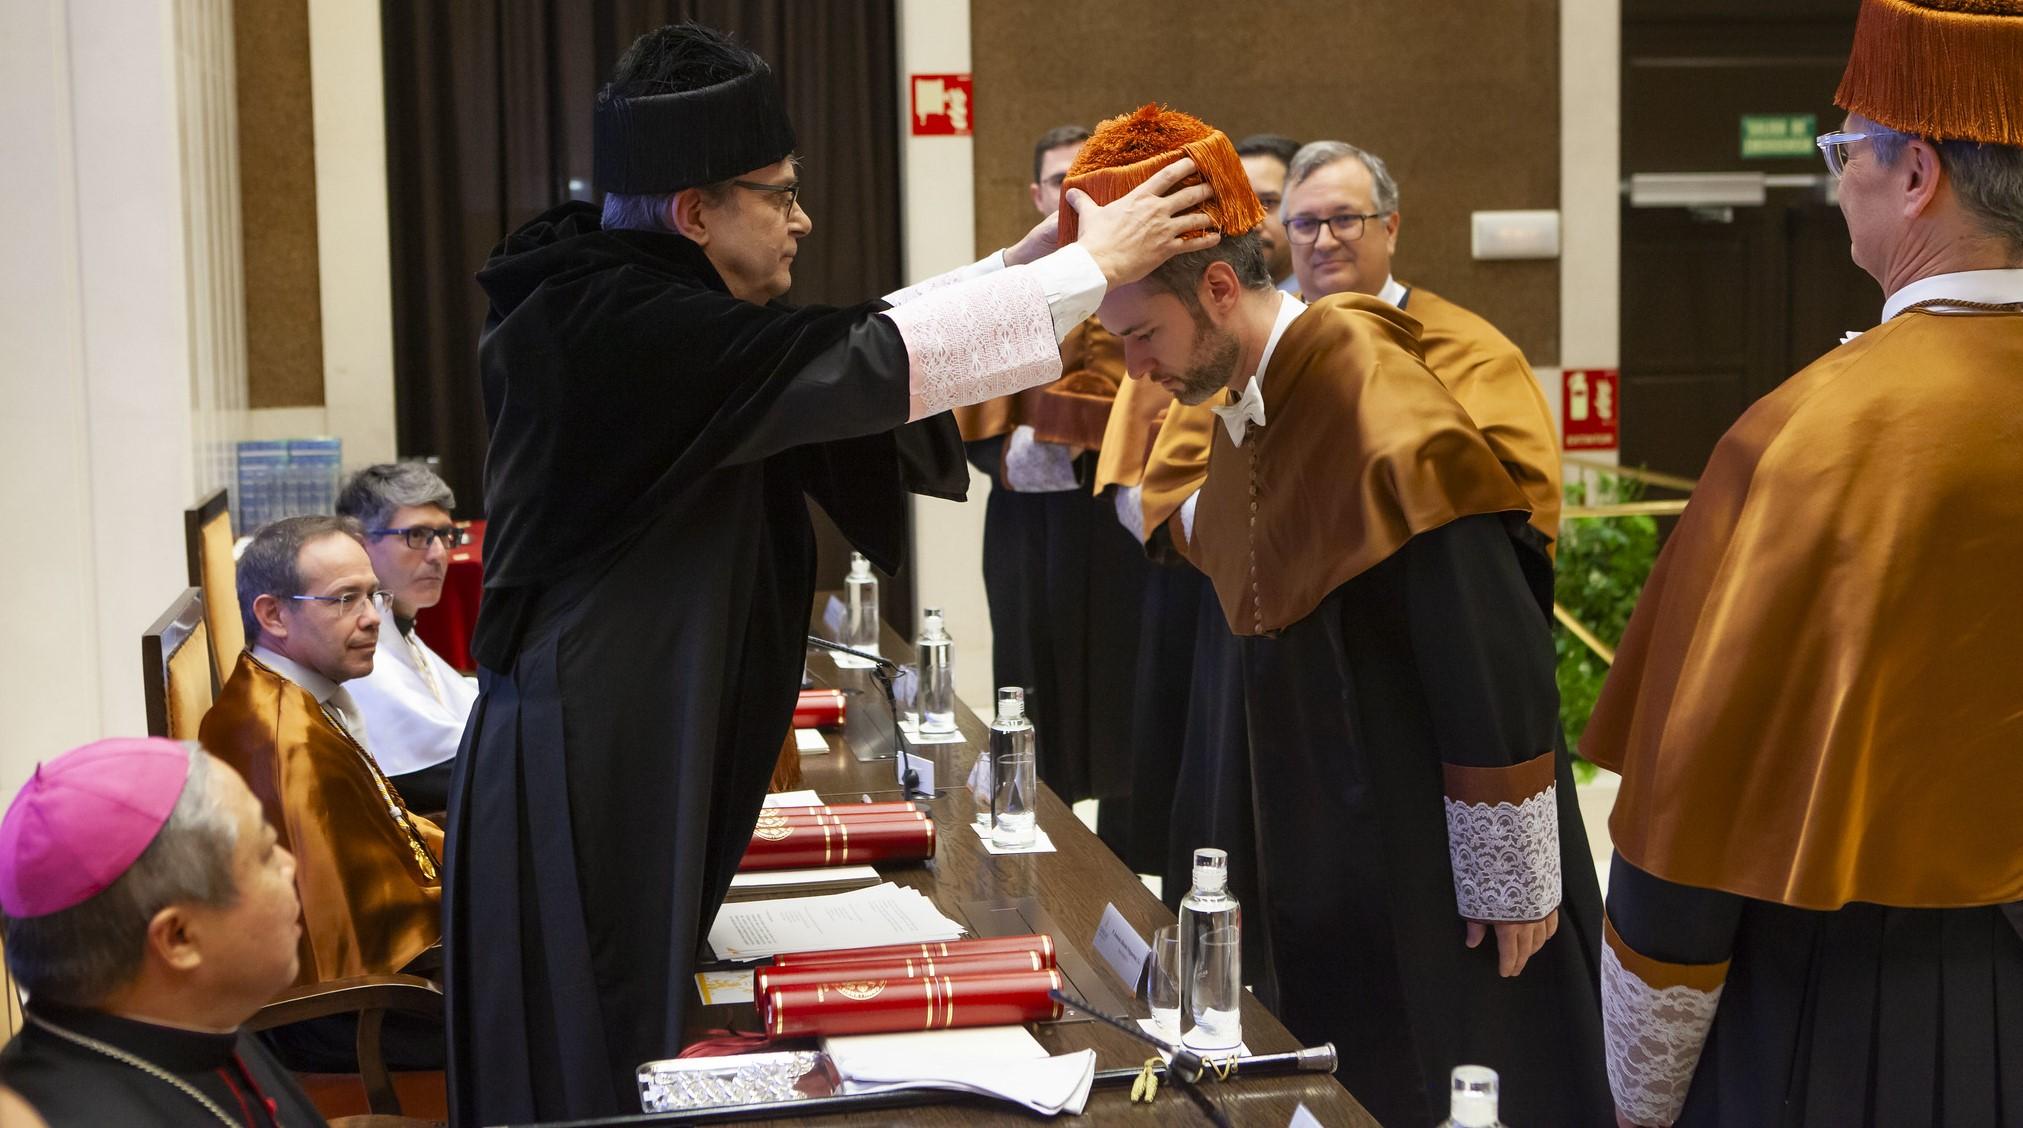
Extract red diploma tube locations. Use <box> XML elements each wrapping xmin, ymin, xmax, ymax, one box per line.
<box><xmin>754</xmin><ymin>809</ymin><xmax>927</xmax><ymax>830</ymax></box>
<box><xmin>737</xmin><ymin>819</ymin><xmax>935</xmax><ymax>871</ymax></box>
<box><xmin>754</xmin><ymin>948</ymin><xmax>1052</xmax><ymax>997</ymax></box>
<box><xmin>793</xmin><ymin>689</ymin><xmax>846</xmax><ymax>730</ymax></box>
<box><xmin>759</xmin><ymin>969</ymin><xmax>1066</xmax><ymax>1037</ymax></box>
<box><xmin>763</xmin><ymin>801</ymin><xmax>922</xmax><ymax>819</ymax></box>
<box><xmin>770</xmin><ymin>933</ymin><xmax>1056</xmax><ymax>970</ymax></box>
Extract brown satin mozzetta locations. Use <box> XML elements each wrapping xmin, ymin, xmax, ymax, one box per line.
<box><xmin>950</xmin><ymin>316</ymin><xmax>1124</xmax><ymax>445</ymax></box>
<box><xmin>1409</xmin><ymin>286</ymin><xmax>1563</xmax><ymax>545</ymax></box>
<box><xmin>1191</xmin><ymin>294</ymin><xmax>1530</xmax><ymax>635</ymax></box>
<box><xmin>1584</xmin><ymin>311</ymin><xmax>2023</xmax><ymax>910</ymax></box>
<box><xmin>200</xmin><ymin>653</ymin><xmax>444</xmax><ymax>984</ymax></box>
<box><xmin>1091</xmin><ymin>360</ymin><xmax>1176</xmax><ymax>493</ymax></box>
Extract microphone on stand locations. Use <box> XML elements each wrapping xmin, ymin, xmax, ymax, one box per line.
<box><xmin>806</xmin><ymin>635</ymin><xmax>926</xmax><ymax>799</ymax></box>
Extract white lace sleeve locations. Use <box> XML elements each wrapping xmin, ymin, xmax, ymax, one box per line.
<box><xmin>1444</xmin><ymin>784</ymin><xmax>1562</xmax><ymax>922</ymax></box>
<box><xmin>882</xmin><ymin>267</ymin><xmax>1062</xmax><ymax>422</ymax></box>
<box><xmin>882</xmin><ymin>252</ymin><xmax>1006</xmax><ymax>306</ymax></box>
<box><xmin>1003</xmin><ymin>426</ymin><xmax>1082</xmax><ymax>492</ymax></box>
<box><xmin>1602</xmin><ymin>942</ymin><xmax>1722</xmax><ymax>1126</ymax></box>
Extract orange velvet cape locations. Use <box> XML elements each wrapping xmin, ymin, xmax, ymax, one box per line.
<box><xmin>1584</xmin><ymin>310</ymin><xmax>2023</xmax><ymax>910</ymax></box>
<box><xmin>1139</xmin><ymin>285</ymin><xmax>1561</xmax><ymax>546</ymax></box>
<box><xmin>1186</xmin><ymin>293</ymin><xmax>1530</xmax><ymax>635</ymax></box>
<box><xmin>200</xmin><ymin>652</ymin><xmax>444</xmax><ymax>984</ymax></box>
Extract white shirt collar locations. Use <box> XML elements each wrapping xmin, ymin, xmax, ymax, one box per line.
<box><xmin>251</xmin><ymin>644</ymin><xmax>340</xmax><ymax>705</ymax></box>
<box><xmin>1211</xmin><ymin>291</ymin><xmax>1308</xmax><ymax>446</ymax></box>
<box><xmin>1879</xmin><ymin>268</ymin><xmax>2023</xmax><ymax>323</ymax></box>
<box><xmin>1377</xmin><ymin>275</ymin><xmax>1407</xmax><ymax>309</ymax></box>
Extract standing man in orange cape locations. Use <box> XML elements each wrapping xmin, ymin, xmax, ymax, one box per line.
<box><xmin>1586</xmin><ymin>2</ymin><xmax>2023</xmax><ymax>1124</ymax></box>
<box><xmin>1075</xmin><ymin>103</ymin><xmax>1612</xmax><ymax>1126</ymax></box>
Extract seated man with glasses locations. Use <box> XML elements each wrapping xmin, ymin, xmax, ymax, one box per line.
<box><xmin>337</xmin><ymin>463</ymin><xmax>477</xmax><ymax>815</ymax></box>
<box><xmin>199</xmin><ymin>514</ymin><xmax>445</xmax><ymax>1070</ymax></box>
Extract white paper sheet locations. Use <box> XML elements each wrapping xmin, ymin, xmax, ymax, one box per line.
<box><xmin>826</xmin><ymin>1026</ymin><xmax>1095</xmax><ymax>1116</ymax></box>
<box><xmin>706</xmin><ymin>882</ymin><xmax>965</xmax><ymax>961</ymax></box>
<box><xmin>969</xmin><ymin>822</ymin><xmax>1059</xmax><ymax>855</ymax></box>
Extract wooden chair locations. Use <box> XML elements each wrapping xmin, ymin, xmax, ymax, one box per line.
<box><xmin>141</xmin><ymin>588</ymin><xmax>213</xmax><ymax>741</ymax></box>
<box><xmin>246</xmin><ymin>974</ymin><xmax>448</xmax><ymax>1123</ymax></box>
<box><xmin>184</xmin><ymin>488</ymin><xmax>244</xmax><ymax>691</ymax></box>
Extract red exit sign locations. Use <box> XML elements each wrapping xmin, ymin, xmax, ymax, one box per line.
<box><xmin>910</xmin><ymin>74</ymin><xmax>972</xmax><ymax>136</ymax></box>
<box><xmin>1563</xmin><ymin>369</ymin><xmax>1620</xmax><ymax>451</ymax></box>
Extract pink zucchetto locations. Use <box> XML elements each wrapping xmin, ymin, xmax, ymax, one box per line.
<box><xmin>0</xmin><ymin>738</ymin><xmax>193</xmax><ymax>918</ymax></box>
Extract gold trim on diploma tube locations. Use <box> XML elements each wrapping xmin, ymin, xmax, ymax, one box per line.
<box><xmin>942</xmin><ymin>975</ymin><xmax>956</xmax><ymax>1029</ymax></box>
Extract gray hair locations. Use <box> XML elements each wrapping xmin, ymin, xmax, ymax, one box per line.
<box><xmin>1142</xmin><ymin>229</ymin><xmax>1276</xmax><ymax>316</ymax></box>
<box><xmin>336</xmin><ymin>462</ymin><xmax>456</xmax><ymax>534</ymax></box>
<box><xmin>1870</xmin><ymin>125</ymin><xmax>2023</xmax><ymax>256</ymax></box>
<box><xmin>1</xmin><ymin>746</ymin><xmax>241</xmax><ymax>1006</ymax></box>
<box><xmin>601</xmin><ymin>178</ymin><xmax>739</xmax><ymax>233</ymax></box>
<box><xmin>1285</xmin><ymin>140</ymin><xmax>1401</xmax><ymax>218</ymax></box>
<box><xmin>236</xmin><ymin>514</ymin><xmax>364</xmax><ymax>642</ymax></box>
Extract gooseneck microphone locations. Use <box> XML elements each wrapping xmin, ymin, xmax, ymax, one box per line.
<box><xmin>805</xmin><ymin>635</ymin><xmax>926</xmax><ymax>799</ymax></box>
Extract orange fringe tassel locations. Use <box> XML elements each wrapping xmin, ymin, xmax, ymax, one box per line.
<box><xmin>1056</xmin><ymin>104</ymin><xmax>1267</xmax><ymax>245</ymax></box>
<box><xmin>1835</xmin><ymin>0</ymin><xmax>2023</xmax><ymax>145</ymax></box>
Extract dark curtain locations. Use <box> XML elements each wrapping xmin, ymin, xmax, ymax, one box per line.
<box><xmin>380</xmin><ymin>1</ymin><xmax>904</xmax><ymax>515</ymax></box>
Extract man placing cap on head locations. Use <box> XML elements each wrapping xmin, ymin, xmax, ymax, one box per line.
<box><xmin>0</xmin><ymin>739</ymin><xmax>328</xmax><ymax>1126</ymax></box>
<box><xmin>1587</xmin><ymin>3</ymin><xmax>2023</xmax><ymax>1124</ymax></box>
<box><xmin>447</xmin><ymin>22</ymin><xmax>1217</xmax><ymax>1123</ymax></box>
<box><xmin>1082</xmin><ymin>103</ymin><xmax>1612</xmax><ymax>1126</ymax></box>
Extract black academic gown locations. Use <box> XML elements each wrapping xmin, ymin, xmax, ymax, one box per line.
<box><xmin>1121</xmin><ymin>549</ymin><xmax>1209</xmax><ymax>877</ymax></box>
<box><xmin>1242</xmin><ymin>514</ymin><xmax>1612</xmax><ymax>1128</ymax></box>
<box><xmin>0</xmin><ymin>1002</ymin><xmax>327</xmax><ymax>1127</ymax></box>
<box><xmin>443</xmin><ymin>203</ymin><xmax>965</xmax><ymax>1125</ymax></box>
<box><xmin>969</xmin><ymin>442</ymin><xmax>1146</xmax><ymax>818</ymax></box>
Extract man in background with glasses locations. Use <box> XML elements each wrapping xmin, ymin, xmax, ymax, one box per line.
<box><xmin>1587</xmin><ymin>1</ymin><xmax>2023</xmax><ymax>1123</ymax></box>
<box><xmin>200</xmin><ymin>514</ymin><xmax>446</xmax><ymax>1072</ymax></box>
<box><xmin>338</xmin><ymin>463</ymin><xmax>477</xmax><ymax>815</ymax></box>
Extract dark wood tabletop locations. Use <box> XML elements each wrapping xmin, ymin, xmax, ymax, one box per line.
<box><xmin>658</xmin><ymin>601</ymin><xmax>1379</xmax><ymax>1127</ymax></box>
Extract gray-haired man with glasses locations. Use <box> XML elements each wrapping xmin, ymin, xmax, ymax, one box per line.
<box><xmin>338</xmin><ymin>463</ymin><xmax>478</xmax><ymax>814</ymax></box>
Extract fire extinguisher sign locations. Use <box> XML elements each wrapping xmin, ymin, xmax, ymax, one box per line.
<box><xmin>1562</xmin><ymin>368</ymin><xmax>1620</xmax><ymax>451</ymax></box>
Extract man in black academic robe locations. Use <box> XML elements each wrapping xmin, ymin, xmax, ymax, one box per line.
<box><xmin>442</xmin><ymin>24</ymin><xmax>1221</xmax><ymax>1125</ymax></box>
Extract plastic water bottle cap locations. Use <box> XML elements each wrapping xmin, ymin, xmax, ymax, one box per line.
<box><xmin>1448</xmin><ymin>1065</ymin><xmax>1499</xmax><ymax>1127</ymax></box>
<box><xmin>995</xmin><ymin>686</ymin><xmax>1025</xmax><ymax>720</ymax></box>
<box><xmin>849</xmin><ymin>553</ymin><xmax>871</xmax><ymax>578</ymax></box>
<box><xmin>922</xmin><ymin>609</ymin><xmax>946</xmax><ymax>639</ymax></box>
<box><xmin>1191</xmin><ymin>847</ymin><xmax>1228</xmax><ymax>891</ymax></box>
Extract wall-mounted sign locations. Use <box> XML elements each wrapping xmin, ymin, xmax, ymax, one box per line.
<box><xmin>910</xmin><ymin>74</ymin><xmax>973</xmax><ymax>136</ymax></box>
<box><xmin>1740</xmin><ymin>113</ymin><xmax>1816</xmax><ymax>159</ymax></box>
<box><xmin>1563</xmin><ymin>369</ymin><xmax>1620</xmax><ymax>451</ymax></box>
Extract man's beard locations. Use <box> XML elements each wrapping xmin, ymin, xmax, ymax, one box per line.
<box><xmin>1170</xmin><ymin>321</ymin><xmax>1243</xmax><ymax>406</ymax></box>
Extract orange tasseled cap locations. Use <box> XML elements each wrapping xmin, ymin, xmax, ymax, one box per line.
<box><xmin>1835</xmin><ymin>0</ymin><xmax>2023</xmax><ymax>145</ymax></box>
<box><xmin>1056</xmin><ymin>104</ymin><xmax>1267</xmax><ymax>246</ymax></box>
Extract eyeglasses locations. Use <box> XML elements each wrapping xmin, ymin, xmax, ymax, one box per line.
<box><xmin>1815</xmin><ymin>130</ymin><xmax>1871</xmax><ymax>179</ymax></box>
<box><xmin>289</xmin><ymin>589</ymin><xmax>392</xmax><ymax>617</ymax></box>
<box><xmin>732</xmin><ymin>179</ymin><xmax>801</xmax><ymax>212</ymax></box>
<box><xmin>370</xmin><ymin>525</ymin><xmax>465</xmax><ymax>550</ymax></box>
<box><xmin>1285</xmin><ymin>212</ymin><xmax>1388</xmax><ymax>245</ymax></box>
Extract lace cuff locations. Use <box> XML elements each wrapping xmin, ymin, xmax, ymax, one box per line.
<box><xmin>1442</xmin><ymin>751</ymin><xmax>1560</xmax><ymax>921</ymax></box>
<box><xmin>1602</xmin><ymin>919</ymin><xmax>1727</xmax><ymax>1126</ymax></box>
<box><xmin>1113</xmin><ymin>485</ymin><xmax>1146</xmax><ymax>541</ymax></box>
<box><xmin>1002</xmin><ymin>426</ymin><xmax>1082</xmax><ymax>492</ymax></box>
<box><xmin>882</xmin><ymin>251</ymin><xmax>1005</xmax><ymax>306</ymax></box>
<box><xmin>884</xmin><ymin>268</ymin><xmax>1062</xmax><ymax>422</ymax></box>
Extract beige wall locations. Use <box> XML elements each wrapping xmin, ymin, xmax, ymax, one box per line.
<box><xmin>971</xmin><ymin>0</ymin><xmax>1563</xmax><ymax>363</ymax></box>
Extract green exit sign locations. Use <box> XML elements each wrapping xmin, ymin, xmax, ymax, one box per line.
<box><xmin>1741</xmin><ymin>113</ymin><xmax>1817</xmax><ymax>159</ymax></box>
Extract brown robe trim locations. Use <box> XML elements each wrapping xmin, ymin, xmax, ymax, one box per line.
<box><xmin>1604</xmin><ymin>916</ymin><xmax>1731</xmax><ymax>993</ymax></box>
<box><xmin>1442</xmin><ymin>749</ymin><xmax>1555</xmax><ymax>807</ymax></box>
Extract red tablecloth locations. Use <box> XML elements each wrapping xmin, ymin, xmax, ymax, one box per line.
<box><xmin>414</xmin><ymin>519</ymin><xmax>485</xmax><ymax>673</ymax></box>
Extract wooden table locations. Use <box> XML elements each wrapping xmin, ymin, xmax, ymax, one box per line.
<box><xmin>650</xmin><ymin>602</ymin><xmax>1378</xmax><ymax>1127</ymax></box>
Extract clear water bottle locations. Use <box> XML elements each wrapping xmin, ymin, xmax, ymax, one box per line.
<box><xmin>1179</xmin><ymin>847</ymin><xmax>1243</xmax><ymax>1050</ymax></box>
<box><xmin>987</xmin><ymin>687</ymin><xmax>1036</xmax><ymax>848</ymax></box>
<box><xmin>915</xmin><ymin>609</ymin><xmax>956</xmax><ymax>734</ymax></box>
<box><xmin>843</xmin><ymin>553</ymin><xmax>880</xmax><ymax>657</ymax></box>
<box><xmin>1437</xmin><ymin>1065</ymin><xmax>1503</xmax><ymax>1127</ymax></box>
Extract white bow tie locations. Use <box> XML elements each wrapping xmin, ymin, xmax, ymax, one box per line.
<box><xmin>1211</xmin><ymin>378</ymin><xmax>1266</xmax><ymax>445</ymax></box>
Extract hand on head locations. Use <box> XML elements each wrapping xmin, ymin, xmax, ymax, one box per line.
<box><xmin>1069</xmin><ymin>158</ymin><xmax>1221</xmax><ymax>287</ymax></box>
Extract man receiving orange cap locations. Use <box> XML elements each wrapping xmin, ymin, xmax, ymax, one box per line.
<box><xmin>1586</xmin><ymin>2</ymin><xmax>2023</xmax><ymax>1124</ymax></box>
<box><xmin>1070</xmin><ymin>104</ymin><xmax>1612</xmax><ymax>1126</ymax></box>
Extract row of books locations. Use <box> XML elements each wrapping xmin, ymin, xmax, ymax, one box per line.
<box><xmin>753</xmin><ymin>933</ymin><xmax>1064</xmax><ymax>1037</ymax></box>
<box><xmin>234</xmin><ymin>438</ymin><xmax>342</xmax><ymax>535</ymax></box>
<box><xmin>738</xmin><ymin>801</ymin><xmax>936</xmax><ymax>872</ymax></box>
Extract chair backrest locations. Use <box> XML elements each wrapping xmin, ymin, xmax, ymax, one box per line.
<box><xmin>142</xmin><ymin>587</ymin><xmax>214</xmax><ymax>741</ymax></box>
<box><xmin>184</xmin><ymin>488</ymin><xmax>244</xmax><ymax>688</ymax></box>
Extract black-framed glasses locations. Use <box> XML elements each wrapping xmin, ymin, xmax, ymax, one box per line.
<box><xmin>370</xmin><ymin>525</ymin><xmax>465</xmax><ymax>550</ymax></box>
<box><xmin>289</xmin><ymin>590</ymin><xmax>392</xmax><ymax>617</ymax></box>
<box><xmin>732</xmin><ymin>179</ymin><xmax>801</xmax><ymax>212</ymax></box>
<box><xmin>1814</xmin><ymin>130</ymin><xmax>1871</xmax><ymax>178</ymax></box>
<box><xmin>1285</xmin><ymin>212</ymin><xmax>1388</xmax><ymax>245</ymax></box>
